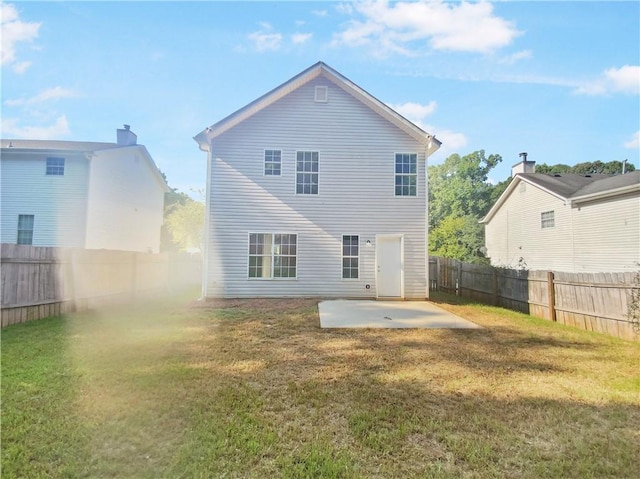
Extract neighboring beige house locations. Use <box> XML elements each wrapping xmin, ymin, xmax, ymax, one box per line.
<box><xmin>481</xmin><ymin>161</ymin><xmax>640</xmax><ymax>272</ymax></box>
<box><xmin>1</xmin><ymin>126</ymin><xmax>169</xmax><ymax>253</ymax></box>
<box><xmin>194</xmin><ymin>62</ymin><xmax>441</xmax><ymax>299</ymax></box>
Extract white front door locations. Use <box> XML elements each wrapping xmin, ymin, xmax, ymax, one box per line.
<box><xmin>376</xmin><ymin>235</ymin><xmax>403</xmax><ymax>298</ymax></box>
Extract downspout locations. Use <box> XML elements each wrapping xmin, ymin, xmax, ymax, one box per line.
<box><xmin>424</xmin><ymin>135</ymin><xmax>438</xmax><ymax>299</ymax></box>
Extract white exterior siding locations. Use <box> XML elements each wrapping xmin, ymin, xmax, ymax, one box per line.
<box><xmin>572</xmin><ymin>193</ymin><xmax>640</xmax><ymax>272</ymax></box>
<box><xmin>485</xmin><ymin>180</ymin><xmax>640</xmax><ymax>273</ymax></box>
<box><xmin>0</xmin><ymin>152</ymin><xmax>89</xmax><ymax>247</ymax></box>
<box><xmin>485</xmin><ymin>183</ymin><xmax>574</xmax><ymax>271</ymax></box>
<box><xmin>206</xmin><ymin>77</ymin><xmax>428</xmax><ymax>298</ymax></box>
<box><xmin>85</xmin><ymin>147</ymin><xmax>165</xmax><ymax>253</ymax></box>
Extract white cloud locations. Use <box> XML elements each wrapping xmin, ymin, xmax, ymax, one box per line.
<box><xmin>499</xmin><ymin>49</ymin><xmax>532</xmax><ymax>65</ymax></box>
<box><xmin>0</xmin><ymin>2</ymin><xmax>41</xmax><ymax>71</ymax></box>
<box><xmin>248</xmin><ymin>23</ymin><xmax>283</xmax><ymax>52</ymax></box>
<box><xmin>1</xmin><ymin>115</ymin><xmax>70</xmax><ymax>139</ymax></box>
<box><xmin>292</xmin><ymin>32</ymin><xmax>313</xmax><ymax>45</ymax></box>
<box><xmin>333</xmin><ymin>0</ymin><xmax>521</xmax><ymax>56</ymax></box>
<box><xmin>389</xmin><ymin>101</ymin><xmax>437</xmax><ymax>122</ymax></box>
<box><xmin>312</xmin><ymin>9</ymin><xmax>328</xmax><ymax>17</ymax></box>
<box><xmin>624</xmin><ymin>130</ymin><xmax>640</xmax><ymax>149</ymax></box>
<box><xmin>5</xmin><ymin>86</ymin><xmax>79</xmax><ymax>107</ymax></box>
<box><xmin>575</xmin><ymin>65</ymin><xmax>640</xmax><ymax>96</ymax></box>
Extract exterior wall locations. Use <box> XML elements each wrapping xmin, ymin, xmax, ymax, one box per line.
<box><xmin>206</xmin><ymin>76</ymin><xmax>428</xmax><ymax>298</ymax></box>
<box><xmin>0</xmin><ymin>152</ymin><xmax>90</xmax><ymax>247</ymax></box>
<box><xmin>85</xmin><ymin>147</ymin><xmax>165</xmax><ymax>253</ymax></box>
<box><xmin>571</xmin><ymin>192</ymin><xmax>640</xmax><ymax>272</ymax></box>
<box><xmin>485</xmin><ymin>182</ymin><xmax>575</xmax><ymax>271</ymax></box>
<box><xmin>485</xmin><ymin>181</ymin><xmax>640</xmax><ymax>273</ymax></box>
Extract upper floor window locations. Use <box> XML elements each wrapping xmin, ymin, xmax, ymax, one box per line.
<box><xmin>541</xmin><ymin>210</ymin><xmax>555</xmax><ymax>229</ymax></box>
<box><xmin>264</xmin><ymin>150</ymin><xmax>281</xmax><ymax>176</ymax></box>
<box><xmin>296</xmin><ymin>151</ymin><xmax>318</xmax><ymax>195</ymax></box>
<box><xmin>17</xmin><ymin>214</ymin><xmax>34</xmax><ymax>245</ymax></box>
<box><xmin>342</xmin><ymin>235</ymin><xmax>359</xmax><ymax>279</ymax></box>
<box><xmin>395</xmin><ymin>153</ymin><xmax>417</xmax><ymax>196</ymax></box>
<box><xmin>46</xmin><ymin>157</ymin><xmax>65</xmax><ymax>176</ymax></box>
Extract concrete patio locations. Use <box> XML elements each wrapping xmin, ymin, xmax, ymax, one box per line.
<box><xmin>318</xmin><ymin>300</ymin><xmax>482</xmax><ymax>329</ymax></box>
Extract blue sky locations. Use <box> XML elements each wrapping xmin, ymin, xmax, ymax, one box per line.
<box><xmin>2</xmin><ymin>1</ymin><xmax>639</xmax><ymax>193</ymax></box>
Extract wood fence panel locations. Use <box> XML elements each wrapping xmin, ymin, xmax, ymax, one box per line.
<box><xmin>1</xmin><ymin>244</ymin><xmax>202</xmax><ymax>327</ymax></box>
<box><xmin>431</xmin><ymin>256</ymin><xmax>638</xmax><ymax>341</ymax></box>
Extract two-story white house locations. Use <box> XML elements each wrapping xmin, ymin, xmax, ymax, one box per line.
<box><xmin>481</xmin><ymin>160</ymin><xmax>640</xmax><ymax>272</ymax></box>
<box><xmin>194</xmin><ymin>62</ymin><xmax>441</xmax><ymax>299</ymax></box>
<box><xmin>1</xmin><ymin>126</ymin><xmax>169</xmax><ymax>253</ymax></box>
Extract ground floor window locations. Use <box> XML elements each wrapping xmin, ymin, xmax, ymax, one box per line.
<box><xmin>248</xmin><ymin>233</ymin><xmax>297</xmax><ymax>279</ymax></box>
<box><xmin>342</xmin><ymin>235</ymin><xmax>359</xmax><ymax>279</ymax></box>
<box><xmin>17</xmin><ymin>214</ymin><xmax>34</xmax><ymax>245</ymax></box>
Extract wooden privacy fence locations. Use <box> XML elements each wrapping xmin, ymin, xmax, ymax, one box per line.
<box><xmin>1</xmin><ymin>244</ymin><xmax>202</xmax><ymax>327</ymax></box>
<box><xmin>429</xmin><ymin>257</ymin><xmax>639</xmax><ymax>341</ymax></box>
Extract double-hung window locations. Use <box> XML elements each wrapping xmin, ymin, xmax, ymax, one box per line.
<box><xmin>46</xmin><ymin>157</ymin><xmax>65</xmax><ymax>176</ymax></box>
<box><xmin>541</xmin><ymin>211</ymin><xmax>555</xmax><ymax>229</ymax></box>
<box><xmin>342</xmin><ymin>235</ymin><xmax>359</xmax><ymax>279</ymax></box>
<box><xmin>296</xmin><ymin>151</ymin><xmax>318</xmax><ymax>194</ymax></box>
<box><xmin>17</xmin><ymin>215</ymin><xmax>35</xmax><ymax>245</ymax></box>
<box><xmin>395</xmin><ymin>153</ymin><xmax>417</xmax><ymax>196</ymax></box>
<box><xmin>264</xmin><ymin>150</ymin><xmax>281</xmax><ymax>176</ymax></box>
<box><xmin>248</xmin><ymin>233</ymin><xmax>297</xmax><ymax>279</ymax></box>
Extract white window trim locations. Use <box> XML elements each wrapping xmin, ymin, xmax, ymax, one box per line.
<box><xmin>263</xmin><ymin>148</ymin><xmax>282</xmax><ymax>177</ymax></box>
<box><xmin>315</xmin><ymin>85</ymin><xmax>328</xmax><ymax>103</ymax></box>
<box><xmin>294</xmin><ymin>150</ymin><xmax>320</xmax><ymax>196</ymax></box>
<box><xmin>247</xmin><ymin>232</ymin><xmax>298</xmax><ymax>280</ymax></box>
<box><xmin>341</xmin><ymin>234</ymin><xmax>360</xmax><ymax>281</ymax></box>
<box><xmin>541</xmin><ymin>210</ymin><xmax>555</xmax><ymax>229</ymax></box>
<box><xmin>394</xmin><ymin>152</ymin><xmax>419</xmax><ymax>198</ymax></box>
<box><xmin>45</xmin><ymin>157</ymin><xmax>65</xmax><ymax>176</ymax></box>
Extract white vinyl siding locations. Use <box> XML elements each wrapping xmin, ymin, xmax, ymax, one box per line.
<box><xmin>85</xmin><ymin>147</ymin><xmax>165</xmax><ymax>253</ymax></box>
<box><xmin>0</xmin><ymin>154</ymin><xmax>90</xmax><ymax>247</ymax></box>
<box><xmin>204</xmin><ymin>76</ymin><xmax>428</xmax><ymax>298</ymax></box>
<box><xmin>485</xmin><ymin>179</ymin><xmax>640</xmax><ymax>273</ymax></box>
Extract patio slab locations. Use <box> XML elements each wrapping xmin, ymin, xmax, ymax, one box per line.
<box><xmin>319</xmin><ymin>300</ymin><xmax>481</xmax><ymax>329</ymax></box>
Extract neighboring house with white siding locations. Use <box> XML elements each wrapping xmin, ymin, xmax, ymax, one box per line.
<box><xmin>194</xmin><ymin>62</ymin><xmax>441</xmax><ymax>299</ymax></box>
<box><xmin>481</xmin><ymin>161</ymin><xmax>640</xmax><ymax>272</ymax></box>
<box><xmin>1</xmin><ymin>126</ymin><xmax>169</xmax><ymax>253</ymax></box>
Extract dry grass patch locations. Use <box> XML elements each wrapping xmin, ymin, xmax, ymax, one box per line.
<box><xmin>2</xmin><ymin>292</ymin><xmax>639</xmax><ymax>478</ymax></box>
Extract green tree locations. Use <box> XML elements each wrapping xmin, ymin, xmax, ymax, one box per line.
<box><xmin>164</xmin><ymin>200</ymin><xmax>205</xmax><ymax>253</ymax></box>
<box><xmin>429</xmin><ymin>215</ymin><xmax>487</xmax><ymax>263</ymax></box>
<box><xmin>428</xmin><ymin>150</ymin><xmax>502</xmax><ymax>264</ymax></box>
<box><xmin>535</xmin><ymin>160</ymin><xmax>634</xmax><ymax>175</ymax></box>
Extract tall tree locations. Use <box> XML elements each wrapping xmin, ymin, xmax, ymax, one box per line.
<box><xmin>535</xmin><ymin>160</ymin><xmax>634</xmax><ymax>175</ymax></box>
<box><xmin>428</xmin><ymin>150</ymin><xmax>502</xmax><ymax>264</ymax></box>
<box><xmin>164</xmin><ymin>200</ymin><xmax>205</xmax><ymax>253</ymax></box>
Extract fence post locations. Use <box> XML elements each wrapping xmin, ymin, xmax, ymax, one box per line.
<box><xmin>547</xmin><ymin>271</ymin><xmax>556</xmax><ymax>322</ymax></box>
<box><xmin>457</xmin><ymin>260</ymin><xmax>462</xmax><ymax>296</ymax></box>
<box><xmin>492</xmin><ymin>268</ymin><xmax>499</xmax><ymax>306</ymax></box>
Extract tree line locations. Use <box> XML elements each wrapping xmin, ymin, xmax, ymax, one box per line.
<box><xmin>428</xmin><ymin>153</ymin><xmax>634</xmax><ymax>264</ymax></box>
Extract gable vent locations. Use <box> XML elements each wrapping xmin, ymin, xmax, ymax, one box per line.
<box><xmin>314</xmin><ymin>85</ymin><xmax>328</xmax><ymax>103</ymax></box>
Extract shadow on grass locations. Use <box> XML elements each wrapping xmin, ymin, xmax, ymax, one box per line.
<box><xmin>2</xmin><ymin>296</ymin><xmax>639</xmax><ymax>478</ymax></box>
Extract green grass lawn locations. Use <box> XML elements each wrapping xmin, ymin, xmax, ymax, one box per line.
<box><xmin>2</xmin><ymin>292</ymin><xmax>639</xmax><ymax>478</ymax></box>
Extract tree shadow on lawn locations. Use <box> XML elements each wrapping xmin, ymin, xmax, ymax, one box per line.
<box><xmin>171</xmin><ymin>298</ymin><xmax>640</xmax><ymax>478</ymax></box>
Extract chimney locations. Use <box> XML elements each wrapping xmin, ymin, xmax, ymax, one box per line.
<box><xmin>117</xmin><ymin>124</ymin><xmax>137</xmax><ymax>146</ymax></box>
<box><xmin>512</xmin><ymin>152</ymin><xmax>535</xmax><ymax>176</ymax></box>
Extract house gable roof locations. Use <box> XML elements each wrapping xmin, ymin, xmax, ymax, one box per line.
<box><xmin>193</xmin><ymin>61</ymin><xmax>441</xmax><ymax>156</ymax></box>
<box><xmin>480</xmin><ymin>170</ymin><xmax>640</xmax><ymax>224</ymax></box>
<box><xmin>0</xmin><ymin>139</ymin><xmax>170</xmax><ymax>192</ymax></box>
